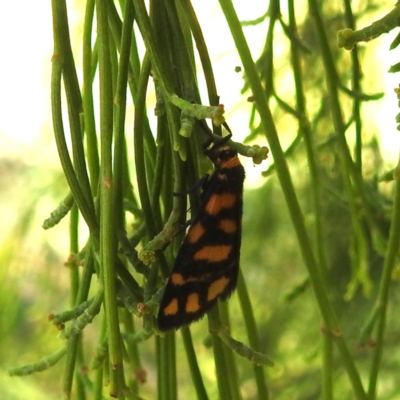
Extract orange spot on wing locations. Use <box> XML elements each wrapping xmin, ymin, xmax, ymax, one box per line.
<box><xmin>163</xmin><ymin>298</ymin><xmax>178</xmax><ymax>316</ymax></box>
<box><xmin>171</xmin><ymin>273</ymin><xmax>200</xmax><ymax>285</ymax></box>
<box><xmin>205</xmin><ymin>193</ymin><xmax>236</xmax><ymax>216</ymax></box>
<box><xmin>194</xmin><ymin>245</ymin><xmax>232</xmax><ymax>262</ymax></box>
<box><xmin>188</xmin><ymin>222</ymin><xmax>205</xmax><ymax>244</ymax></box>
<box><xmin>171</xmin><ymin>273</ymin><xmax>185</xmax><ymax>285</ymax></box>
<box><xmin>207</xmin><ymin>276</ymin><xmax>230</xmax><ymax>301</ymax></box>
<box><xmin>186</xmin><ymin>293</ymin><xmax>200</xmax><ymax>313</ymax></box>
<box><xmin>218</xmin><ymin>219</ymin><xmax>237</xmax><ymax>233</ymax></box>
<box><xmin>220</xmin><ymin>156</ymin><xmax>240</xmax><ymax>169</ymax></box>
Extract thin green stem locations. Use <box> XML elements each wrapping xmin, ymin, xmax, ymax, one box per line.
<box><xmin>8</xmin><ymin>347</ymin><xmax>67</xmax><ymax>377</ymax></box>
<box><xmin>42</xmin><ymin>191</ymin><xmax>75</xmax><ymax>229</ymax></box>
<box><xmin>93</xmin><ymin>319</ymin><xmax>107</xmax><ymax>400</ymax></box>
<box><xmin>62</xmin><ymin>203</ymin><xmax>82</xmax><ymax>399</ymax></box>
<box><xmin>368</xmin><ymin>164</ymin><xmax>400</xmax><ymax>398</ymax></box>
<box><xmin>53</xmin><ymin>0</ymin><xmax>93</xmax><ymax>205</ymax></box>
<box><xmin>82</xmin><ymin>0</ymin><xmax>100</xmax><ymax>192</ymax></box>
<box><xmin>51</xmin><ymin>0</ymin><xmax>98</xmax><ymax>234</ymax></box>
<box><xmin>114</xmin><ymin>0</ymin><xmax>134</xmax><ymax>231</ymax></box>
<box><xmin>308</xmin><ymin>0</ymin><xmax>371</xmax><ymax>304</ymax></box>
<box><xmin>237</xmin><ymin>271</ymin><xmax>269</xmax><ymax>399</ymax></box>
<box><xmin>215</xmin><ymin>302</ymin><xmax>242</xmax><ymax>400</ymax></box>
<box><xmin>121</xmin><ymin>309</ymin><xmax>142</xmax><ymax>395</ymax></box>
<box><xmin>309</xmin><ymin>0</ymin><xmax>385</xmax><ymax>253</ymax></box>
<box><xmin>69</xmin><ymin>206</ymin><xmax>80</xmax><ymax>305</ymax></box>
<box><xmin>218</xmin><ymin>1</ymin><xmax>367</xmax><ymax>398</ymax></box>
<box><xmin>62</xmin><ymin>335</ymin><xmax>81</xmax><ymax>399</ymax></box>
<box><xmin>337</xmin><ymin>4</ymin><xmax>400</xmax><ymax>50</ymax></box>
<box><xmin>180</xmin><ymin>327</ymin><xmax>209</xmax><ymax>400</ymax></box>
<box><xmin>96</xmin><ymin>0</ymin><xmax>124</xmax><ymax>397</ymax></box>
<box><xmin>132</xmin><ymin>0</ymin><xmax>175</xmax><ymax>97</ymax></box>
<box><xmin>210</xmin><ymin>334</ymin><xmax>232</xmax><ymax>400</ymax></box>
<box><xmin>158</xmin><ymin>332</ymin><xmax>177</xmax><ymax>400</ymax></box>
<box><xmin>219</xmin><ymin>0</ymin><xmax>329</xmax><ymax>327</ymax></box>
<box><xmin>287</xmin><ymin>0</ymin><xmax>331</xmax><ymax>397</ymax></box>
<box><xmin>177</xmin><ymin>0</ymin><xmax>218</xmax><ymax>105</ymax></box>
<box><xmin>343</xmin><ymin>0</ymin><xmax>363</xmax><ymax>171</ymax></box>
<box><xmin>133</xmin><ymin>54</ymin><xmax>157</xmax><ymax>238</ymax></box>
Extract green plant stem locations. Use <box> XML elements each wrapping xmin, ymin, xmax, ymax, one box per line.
<box><xmin>180</xmin><ymin>327</ymin><xmax>209</xmax><ymax>400</ymax></box>
<box><xmin>134</xmin><ymin>54</ymin><xmax>157</xmax><ymax>238</ymax></box>
<box><xmin>222</xmin><ymin>344</ymin><xmax>242</xmax><ymax>400</ymax></box>
<box><xmin>177</xmin><ymin>0</ymin><xmax>218</xmax><ymax>105</ymax></box>
<box><xmin>62</xmin><ymin>204</ymin><xmax>82</xmax><ymax>399</ymax></box>
<box><xmin>218</xmin><ymin>0</ymin><xmax>330</xmax><ymax>323</ymax></box>
<box><xmin>207</xmin><ymin>307</ymin><xmax>233</xmax><ymax>400</ymax></box>
<box><xmin>220</xmin><ymin>0</ymin><xmax>331</xmax><ymax>323</ymax></box>
<box><xmin>96</xmin><ymin>0</ymin><xmax>124</xmax><ymax>397</ymax></box>
<box><xmin>75</xmin><ymin>370</ymin><xmax>86</xmax><ymax>400</ymax></box>
<box><xmin>309</xmin><ymin>0</ymin><xmax>373</xmax><ymax>304</ymax></box>
<box><xmin>163</xmin><ymin>1</ymin><xmax>199</xmax><ymax>101</ymax></box>
<box><xmin>237</xmin><ymin>271</ymin><xmax>269</xmax><ymax>399</ymax></box>
<box><xmin>93</xmin><ymin>366</ymin><xmax>104</xmax><ymax>400</ymax></box>
<box><xmin>287</xmin><ymin>0</ymin><xmax>331</xmax><ymax>396</ymax></box>
<box><xmin>264</xmin><ymin>0</ymin><xmax>280</xmax><ymax>99</ymax></box>
<box><xmin>343</xmin><ymin>0</ymin><xmax>362</xmax><ymax>171</ymax></box>
<box><xmin>52</xmin><ymin>0</ymin><xmax>93</xmax><ymax>204</ymax></box>
<box><xmin>63</xmin><ymin>335</ymin><xmax>81</xmax><ymax>399</ymax></box>
<box><xmin>8</xmin><ymin>347</ymin><xmax>68</xmax><ymax>376</ymax></box>
<box><xmin>82</xmin><ymin>0</ymin><xmax>100</xmax><ymax>192</ymax></box>
<box><xmin>42</xmin><ymin>191</ymin><xmax>75</xmax><ymax>229</ymax></box>
<box><xmin>309</xmin><ymin>0</ymin><xmax>374</xmax><ymax>396</ymax></box>
<box><xmin>368</xmin><ymin>167</ymin><xmax>400</xmax><ymax>398</ymax></box>
<box><xmin>59</xmin><ymin>242</ymin><xmax>95</xmax><ymax>397</ymax></box>
<box><xmin>150</xmin><ymin>128</ymin><xmax>167</xmax><ymax>231</ymax></box>
<box><xmin>158</xmin><ymin>333</ymin><xmax>177</xmax><ymax>400</ymax></box>
<box><xmin>133</xmin><ymin>0</ymin><xmax>190</xmax><ymax>165</ymax></box>
<box><xmin>134</xmin><ymin>55</ymin><xmax>170</xmax><ymax>283</ymax></box>
<box><xmin>337</xmin><ymin>3</ymin><xmax>400</xmax><ymax>50</ymax></box>
<box><xmin>132</xmin><ymin>0</ymin><xmax>174</xmax><ymax>97</ymax></box>
<box><xmin>322</xmin><ymin>335</ymin><xmax>333</xmax><ymax>400</ymax></box>
<box><xmin>69</xmin><ymin>206</ymin><xmax>79</xmax><ymax>305</ymax></box>
<box><xmin>309</xmin><ymin>0</ymin><xmax>385</xmax><ymax>253</ymax></box>
<box><xmin>216</xmin><ymin>303</ymin><xmax>241</xmax><ymax>400</ymax></box>
<box><xmin>93</xmin><ymin>319</ymin><xmax>107</xmax><ymax>400</ymax></box>
<box><xmin>51</xmin><ymin>0</ymin><xmax>98</xmax><ymax>235</ymax></box>
<box><xmin>51</xmin><ymin>1</ymin><xmax>100</xmax><ymax>397</ymax></box>
<box><xmin>218</xmin><ymin>1</ymin><xmax>366</xmax><ymax>398</ymax></box>
<box><xmin>114</xmin><ymin>0</ymin><xmax>134</xmax><ymax>232</ymax></box>
<box><xmin>121</xmin><ymin>309</ymin><xmax>141</xmax><ymax>395</ymax></box>
<box><xmin>167</xmin><ymin>332</ymin><xmax>177</xmax><ymax>400</ymax></box>
<box><xmin>212</xmin><ymin>337</ymin><xmax>232</xmax><ymax>399</ymax></box>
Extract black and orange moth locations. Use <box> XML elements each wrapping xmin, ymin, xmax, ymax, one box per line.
<box><xmin>157</xmin><ymin>137</ymin><xmax>245</xmax><ymax>331</ymax></box>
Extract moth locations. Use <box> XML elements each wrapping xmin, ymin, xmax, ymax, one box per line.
<box><xmin>157</xmin><ymin>136</ymin><xmax>245</xmax><ymax>331</ymax></box>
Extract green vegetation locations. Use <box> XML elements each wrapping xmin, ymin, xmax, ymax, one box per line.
<box><xmin>3</xmin><ymin>1</ymin><xmax>400</xmax><ymax>399</ymax></box>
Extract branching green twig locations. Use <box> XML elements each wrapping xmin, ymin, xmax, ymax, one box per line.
<box><xmin>8</xmin><ymin>347</ymin><xmax>67</xmax><ymax>376</ymax></box>
<box><xmin>338</xmin><ymin>4</ymin><xmax>400</xmax><ymax>50</ymax></box>
<box><xmin>42</xmin><ymin>192</ymin><xmax>75</xmax><ymax>229</ymax></box>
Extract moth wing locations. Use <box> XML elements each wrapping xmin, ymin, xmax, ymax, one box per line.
<box><xmin>157</xmin><ymin>156</ymin><xmax>244</xmax><ymax>331</ymax></box>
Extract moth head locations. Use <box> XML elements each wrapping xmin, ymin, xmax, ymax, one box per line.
<box><xmin>205</xmin><ymin>145</ymin><xmax>238</xmax><ymax>168</ymax></box>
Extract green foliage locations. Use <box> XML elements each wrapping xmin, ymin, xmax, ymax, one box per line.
<box><xmin>4</xmin><ymin>1</ymin><xmax>400</xmax><ymax>399</ymax></box>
